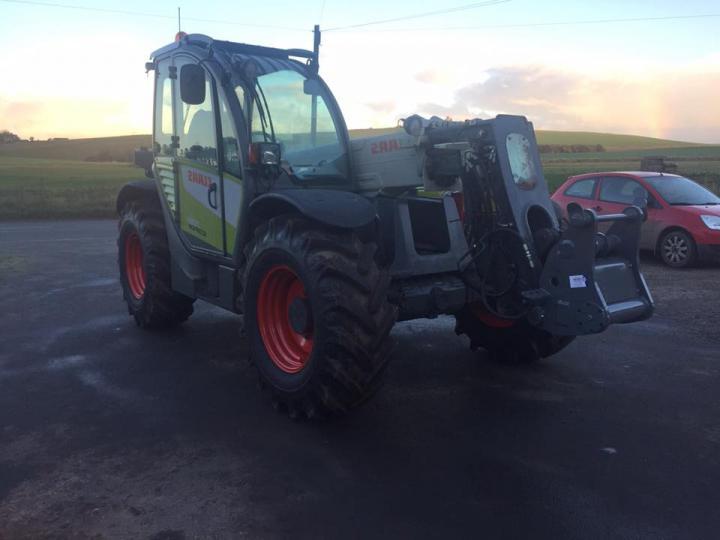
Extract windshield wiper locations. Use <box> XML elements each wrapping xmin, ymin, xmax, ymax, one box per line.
<box><xmin>251</xmin><ymin>82</ymin><xmax>275</xmax><ymax>143</ymax></box>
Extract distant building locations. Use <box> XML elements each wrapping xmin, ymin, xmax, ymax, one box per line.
<box><xmin>640</xmin><ymin>156</ymin><xmax>678</xmax><ymax>173</ymax></box>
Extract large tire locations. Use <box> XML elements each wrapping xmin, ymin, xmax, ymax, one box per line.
<box><xmin>243</xmin><ymin>215</ymin><xmax>397</xmax><ymax>419</ymax></box>
<box><xmin>118</xmin><ymin>201</ymin><xmax>194</xmax><ymax>329</ymax></box>
<box><xmin>454</xmin><ymin>305</ymin><xmax>574</xmax><ymax>363</ymax></box>
<box><xmin>659</xmin><ymin>229</ymin><xmax>697</xmax><ymax>268</ymax></box>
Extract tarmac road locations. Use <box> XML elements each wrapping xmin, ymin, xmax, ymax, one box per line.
<box><xmin>0</xmin><ymin>220</ymin><xmax>719</xmax><ymax>539</ymax></box>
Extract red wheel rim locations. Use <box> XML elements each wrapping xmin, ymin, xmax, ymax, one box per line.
<box><xmin>470</xmin><ymin>303</ymin><xmax>515</xmax><ymax>328</ymax></box>
<box><xmin>257</xmin><ymin>265</ymin><xmax>313</xmax><ymax>374</ymax></box>
<box><xmin>125</xmin><ymin>232</ymin><xmax>146</xmax><ymax>300</ymax></box>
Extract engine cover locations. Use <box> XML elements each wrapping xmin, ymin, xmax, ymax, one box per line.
<box><xmin>350</xmin><ymin>132</ymin><xmax>425</xmax><ymax>191</ymax></box>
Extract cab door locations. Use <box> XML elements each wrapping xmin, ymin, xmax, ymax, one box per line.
<box><xmin>152</xmin><ymin>58</ymin><xmax>179</xmax><ymax>220</ymax></box>
<box><xmin>173</xmin><ymin>56</ymin><xmax>225</xmax><ymax>255</ymax></box>
<box><xmin>216</xmin><ymin>88</ymin><xmax>245</xmax><ymax>257</ymax></box>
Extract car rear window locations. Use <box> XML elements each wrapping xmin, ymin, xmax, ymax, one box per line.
<box><xmin>564</xmin><ymin>178</ymin><xmax>596</xmax><ymax>199</ymax></box>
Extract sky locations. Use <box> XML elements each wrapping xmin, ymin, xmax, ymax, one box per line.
<box><xmin>0</xmin><ymin>0</ymin><xmax>718</xmax><ymax>142</ymax></box>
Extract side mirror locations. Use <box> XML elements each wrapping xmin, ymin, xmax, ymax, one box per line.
<box><xmin>303</xmin><ymin>78</ymin><xmax>322</xmax><ymax>96</ymax></box>
<box><xmin>249</xmin><ymin>142</ymin><xmax>281</xmax><ymax>166</ymax></box>
<box><xmin>180</xmin><ymin>64</ymin><xmax>206</xmax><ymax>105</ymax></box>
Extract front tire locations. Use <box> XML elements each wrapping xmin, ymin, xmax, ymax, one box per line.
<box><xmin>243</xmin><ymin>216</ymin><xmax>396</xmax><ymax>419</ymax></box>
<box><xmin>659</xmin><ymin>229</ymin><xmax>696</xmax><ymax>268</ymax></box>
<box><xmin>118</xmin><ymin>201</ymin><xmax>194</xmax><ymax>329</ymax></box>
<box><xmin>454</xmin><ymin>305</ymin><xmax>575</xmax><ymax>363</ymax></box>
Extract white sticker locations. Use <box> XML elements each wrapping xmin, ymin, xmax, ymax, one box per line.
<box><xmin>569</xmin><ymin>274</ymin><xmax>587</xmax><ymax>288</ymax></box>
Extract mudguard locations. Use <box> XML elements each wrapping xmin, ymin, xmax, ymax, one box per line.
<box><xmin>116</xmin><ymin>180</ymin><xmax>158</xmax><ymax>214</ymax></box>
<box><xmin>249</xmin><ymin>189</ymin><xmax>377</xmax><ymax>229</ymax></box>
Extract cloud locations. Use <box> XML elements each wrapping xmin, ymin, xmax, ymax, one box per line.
<box><xmin>415</xmin><ymin>69</ymin><xmax>444</xmax><ymax>84</ymax></box>
<box><xmin>414</xmin><ymin>66</ymin><xmax>720</xmax><ymax>143</ymax></box>
<box><xmin>364</xmin><ymin>100</ymin><xmax>398</xmax><ymax>115</ymax></box>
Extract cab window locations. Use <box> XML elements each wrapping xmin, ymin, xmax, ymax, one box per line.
<box><xmin>153</xmin><ymin>60</ymin><xmax>175</xmax><ymax>157</ymax></box>
<box><xmin>175</xmin><ymin>61</ymin><xmax>218</xmax><ymax>168</ymax></box>
<box><xmin>218</xmin><ymin>91</ymin><xmax>242</xmax><ymax>177</ymax></box>
<box><xmin>250</xmin><ymin>69</ymin><xmax>347</xmax><ymax>182</ymax></box>
<box><xmin>565</xmin><ymin>178</ymin><xmax>597</xmax><ymax>199</ymax></box>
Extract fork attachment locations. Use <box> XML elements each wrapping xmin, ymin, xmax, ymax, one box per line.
<box><xmin>532</xmin><ymin>203</ymin><xmax>654</xmax><ymax>336</ymax></box>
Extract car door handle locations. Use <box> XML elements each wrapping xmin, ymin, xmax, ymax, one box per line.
<box><xmin>592</xmin><ymin>205</ymin><xmax>603</xmax><ymax>211</ymax></box>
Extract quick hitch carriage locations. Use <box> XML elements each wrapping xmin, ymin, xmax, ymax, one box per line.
<box><xmin>116</xmin><ymin>27</ymin><xmax>653</xmax><ymax>418</ymax></box>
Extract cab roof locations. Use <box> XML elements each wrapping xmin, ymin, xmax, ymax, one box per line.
<box><xmin>150</xmin><ymin>33</ymin><xmax>315</xmax><ymax>63</ymax></box>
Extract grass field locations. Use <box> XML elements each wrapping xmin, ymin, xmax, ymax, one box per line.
<box><xmin>0</xmin><ymin>132</ymin><xmax>718</xmax><ymax>219</ymax></box>
<box><xmin>543</xmin><ymin>164</ymin><xmax>720</xmax><ymax>192</ymax></box>
<box><xmin>541</xmin><ymin>145</ymin><xmax>720</xmax><ymax>192</ymax></box>
<box><xmin>1</xmin><ymin>130</ymin><xmax>708</xmax><ymax>163</ymax></box>
<box><xmin>0</xmin><ymin>157</ymin><xmax>140</xmax><ymax>219</ymax></box>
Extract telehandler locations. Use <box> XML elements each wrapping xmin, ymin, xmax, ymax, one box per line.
<box><xmin>118</xmin><ymin>28</ymin><xmax>653</xmax><ymax>418</ymax></box>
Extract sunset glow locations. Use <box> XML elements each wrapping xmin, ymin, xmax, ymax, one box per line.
<box><xmin>1</xmin><ymin>0</ymin><xmax>718</xmax><ymax>142</ymax></box>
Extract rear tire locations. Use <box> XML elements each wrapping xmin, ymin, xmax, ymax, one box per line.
<box><xmin>454</xmin><ymin>306</ymin><xmax>574</xmax><ymax>363</ymax></box>
<box><xmin>243</xmin><ymin>215</ymin><xmax>397</xmax><ymax>419</ymax></box>
<box><xmin>659</xmin><ymin>229</ymin><xmax>696</xmax><ymax>268</ymax></box>
<box><xmin>118</xmin><ymin>201</ymin><xmax>194</xmax><ymax>329</ymax></box>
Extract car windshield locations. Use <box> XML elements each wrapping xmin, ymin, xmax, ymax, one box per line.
<box><xmin>248</xmin><ymin>69</ymin><xmax>348</xmax><ymax>182</ymax></box>
<box><xmin>645</xmin><ymin>176</ymin><xmax>720</xmax><ymax>206</ymax></box>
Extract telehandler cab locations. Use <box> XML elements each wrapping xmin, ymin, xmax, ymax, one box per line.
<box><xmin>117</xmin><ymin>28</ymin><xmax>654</xmax><ymax>418</ymax></box>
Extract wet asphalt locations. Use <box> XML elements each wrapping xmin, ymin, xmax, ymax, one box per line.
<box><xmin>0</xmin><ymin>220</ymin><xmax>719</xmax><ymax>539</ymax></box>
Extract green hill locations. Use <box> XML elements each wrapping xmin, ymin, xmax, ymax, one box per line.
<box><xmin>351</xmin><ymin>128</ymin><xmax>711</xmax><ymax>151</ymax></box>
<box><xmin>0</xmin><ymin>130</ymin><xmax>711</xmax><ymax>163</ymax></box>
<box><xmin>0</xmin><ymin>129</ymin><xmax>717</xmax><ymax>219</ymax></box>
<box><xmin>0</xmin><ymin>135</ymin><xmax>150</xmax><ymax>162</ymax></box>
<box><xmin>534</xmin><ymin>130</ymin><xmax>707</xmax><ymax>151</ymax></box>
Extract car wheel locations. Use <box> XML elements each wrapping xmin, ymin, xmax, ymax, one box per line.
<box><xmin>659</xmin><ymin>229</ymin><xmax>697</xmax><ymax>268</ymax></box>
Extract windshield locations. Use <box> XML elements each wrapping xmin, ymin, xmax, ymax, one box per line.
<box><xmin>645</xmin><ymin>176</ymin><xmax>720</xmax><ymax>206</ymax></box>
<box><xmin>247</xmin><ymin>69</ymin><xmax>347</xmax><ymax>182</ymax></box>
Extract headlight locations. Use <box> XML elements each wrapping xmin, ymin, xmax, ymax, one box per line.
<box><xmin>701</xmin><ymin>215</ymin><xmax>720</xmax><ymax>230</ymax></box>
<box><xmin>402</xmin><ymin>115</ymin><xmax>425</xmax><ymax>137</ymax></box>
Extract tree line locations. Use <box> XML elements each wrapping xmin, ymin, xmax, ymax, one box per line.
<box><xmin>1</xmin><ymin>130</ymin><xmax>67</xmax><ymax>144</ymax></box>
<box><xmin>538</xmin><ymin>144</ymin><xmax>606</xmax><ymax>154</ymax></box>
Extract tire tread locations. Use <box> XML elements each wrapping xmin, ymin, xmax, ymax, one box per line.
<box><xmin>118</xmin><ymin>201</ymin><xmax>194</xmax><ymax>329</ymax></box>
<box><xmin>243</xmin><ymin>215</ymin><xmax>397</xmax><ymax>419</ymax></box>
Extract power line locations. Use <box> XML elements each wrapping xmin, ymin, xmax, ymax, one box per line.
<box><xmin>3</xmin><ymin>0</ymin><xmax>716</xmax><ymax>35</ymax></box>
<box><xmin>323</xmin><ymin>0</ymin><xmax>510</xmax><ymax>32</ymax></box>
<box><xmin>318</xmin><ymin>0</ymin><xmax>328</xmax><ymax>25</ymax></box>
<box><xmin>329</xmin><ymin>12</ymin><xmax>720</xmax><ymax>32</ymax></box>
<box><xmin>0</xmin><ymin>0</ymin><xmax>309</xmax><ymax>31</ymax></box>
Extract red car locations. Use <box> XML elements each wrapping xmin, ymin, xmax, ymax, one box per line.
<box><xmin>552</xmin><ymin>172</ymin><xmax>720</xmax><ymax>268</ymax></box>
